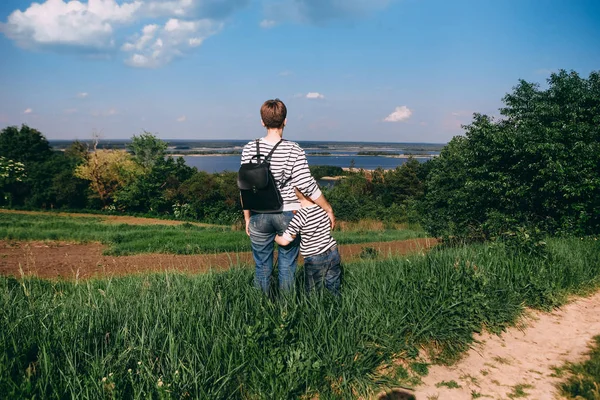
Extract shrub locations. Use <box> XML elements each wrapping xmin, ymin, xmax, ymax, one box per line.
<box><xmin>420</xmin><ymin>70</ymin><xmax>600</xmax><ymax>240</ymax></box>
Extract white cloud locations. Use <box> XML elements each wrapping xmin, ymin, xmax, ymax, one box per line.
<box><xmin>384</xmin><ymin>106</ymin><xmax>412</xmax><ymax>122</ymax></box>
<box><xmin>0</xmin><ymin>0</ymin><xmax>142</xmax><ymax>49</ymax></box>
<box><xmin>306</xmin><ymin>92</ymin><xmax>324</xmax><ymax>99</ymax></box>
<box><xmin>123</xmin><ymin>18</ymin><xmax>222</xmax><ymax>68</ymax></box>
<box><xmin>23</xmin><ymin>108</ymin><xmax>33</xmax><ymax>114</ymax></box>
<box><xmin>77</xmin><ymin>92</ymin><xmax>89</xmax><ymax>99</ymax></box>
<box><xmin>176</xmin><ymin>115</ymin><xmax>186</xmax><ymax>122</ymax></box>
<box><xmin>260</xmin><ymin>19</ymin><xmax>277</xmax><ymax>28</ymax></box>
<box><xmin>0</xmin><ymin>0</ymin><xmax>249</xmax><ymax>66</ymax></box>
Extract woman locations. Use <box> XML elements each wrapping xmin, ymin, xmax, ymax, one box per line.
<box><xmin>240</xmin><ymin>99</ymin><xmax>335</xmax><ymax>294</ymax></box>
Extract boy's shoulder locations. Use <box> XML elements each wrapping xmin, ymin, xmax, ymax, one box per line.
<box><xmin>298</xmin><ymin>205</ymin><xmax>325</xmax><ymax>218</ymax></box>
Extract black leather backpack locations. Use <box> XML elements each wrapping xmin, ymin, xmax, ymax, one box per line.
<box><xmin>237</xmin><ymin>139</ymin><xmax>287</xmax><ymax>211</ymax></box>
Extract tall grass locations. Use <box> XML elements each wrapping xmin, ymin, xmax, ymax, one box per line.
<box><xmin>1</xmin><ymin>237</ymin><xmax>599</xmax><ymax>399</ymax></box>
<box><xmin>0</xmin><ymin>213</ymin><xmax>427</xmax><ymax>255</ymax></box>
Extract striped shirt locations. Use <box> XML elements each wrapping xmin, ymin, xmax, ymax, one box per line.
<box><xmin>282</xmin><ymin>205</ymin><xmax>337</xmax><ymax>257</ymax></box>
<box><xmin>241</xmin><ymin>138</ymin><xmax>322</xmax><ymax>211</ymax></box>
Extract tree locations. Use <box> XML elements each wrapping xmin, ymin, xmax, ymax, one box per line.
<box><xmin>116</xmin><ymin>133</ymin><xmax>195</xmax><ymax>213</ymax></box>
<box><xmin>75</xmin><ymin>149</ymin><xmax>142</xmax><ymax>207</ymax></box>
<box><xmin>420</xmin><ymin>69</ymin><xmax>600</xmax><ymax>239</ymax></box>
<box><xmin>128</xmin><ymin>131</ymin><xmax>167</xmax><ymax>171</ymax></box>
<box><xmin>0</xmin><ymin>125</ymin><xmax>52</xmax><ymax>164</ymax></box>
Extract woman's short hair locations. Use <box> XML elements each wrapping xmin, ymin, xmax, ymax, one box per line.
<box><xmin>260</xmin><ymin>99</ymin><xmax>287</xmax><ymax>129</ymax></box>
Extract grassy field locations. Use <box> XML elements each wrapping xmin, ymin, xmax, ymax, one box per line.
<box><xmin>0</xmin><ymin>213</ymin><xmax>428</xmax><ymax>255</ymax></box>
<box><xmin>557</xmin><ymin>335</ymin><xmax>600</xmax><ymax>399</ymax></box>
<box><xmin>1</xmin><ymin>237</ymin><xmax>599</xmax><ymax>398</ymax></box>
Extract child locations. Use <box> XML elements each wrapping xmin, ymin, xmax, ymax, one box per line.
<box><xmin>275</xmin><ymin>188</ymin><xmax>342</xmax><ymax>295</ymax></box>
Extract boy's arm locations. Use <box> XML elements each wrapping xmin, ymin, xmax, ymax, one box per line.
<box><xmin>276</xmin><ymin>211</ymin><xmax>304</xmax><ymax>246</ymax></box>
<box><xmin>275</xmin><ymin>233</ymin><xmax>294</xmax><ymax>246</ymax></box>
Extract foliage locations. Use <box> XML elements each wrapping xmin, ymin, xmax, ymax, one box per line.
<box><xmin>176</xmin><ymin>171</ymin><xmax>242</xmax><ymax>224</ymax></box>
<box><xmin>0</xmin><ymin>127</ymin><xmax>89</xmax><ymax>209</ymax></box>
<box><xmin>0</xmin><ymin>125</ymin><xmax>52</xmax><ymax>165</ymax></box>
<box><xmin>420</xmin><ymin>70</ymin><xmax>600</xmax><ymax>240</ymax></box>
<box><xmin>309</xmin><ymin>165</ymin><xmax>346</xmax><ymax>180</ymax></box>
<box><xmin>1</xmin><ymin>237</ymin><xmax>599</xmax><ymax>398</ymax></box>
<box><xmin>0</xmin><ymin>157</ymin><xmax>25</xmax><ymax>205</ymax></box>
<box><xmin>324</xmin><ymin>159</ymin><xmax>425</xmax><ymax>223</ymax></box>
<box><xmin>127</xmin><ymin>131</ymin><xmax>168</xmax><ymax>171</ymax></box>
<box><xmin>75</xmin><ymin>149</ymin><xmax>143</xmax><ymax>207</ymax></box>
<box><xmin>0</xmin><ymin>124</ymin><xmax>431</xmax><ymax>224</ymax></box>
<box><xmin>115</xmin><ymin>156</ymin><xmax>195</xmax><ymax>214</ymax></box>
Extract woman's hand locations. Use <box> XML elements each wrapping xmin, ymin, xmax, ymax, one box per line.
<box><xmin>327</xmin><ymin>211</ymin><xmax>336</xmax><ymax>230</ymax></box>
<box><xmin>243</xmin><ymin>210</ymin><xmax>251</xmax><ymax>236</ymax></box>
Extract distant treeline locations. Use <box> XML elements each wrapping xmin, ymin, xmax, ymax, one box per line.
<box><xmin>166</xmin><ymin>150</ymin><xmax>242</xmax><ymax>155</ymax></box>
<box><xmin>49</xmin><ymin>139</ymin><xmax>447</xmax><ymax>153</ymax></box>
<box><xmin>356</xmin><ymin>151</ymin><xmax>433</xmax><ymax>156</ymax></box>
<box><xmin>2</xmin><ymin>69</ymin><xmax>599</xmax><ymax>240</ymax></box>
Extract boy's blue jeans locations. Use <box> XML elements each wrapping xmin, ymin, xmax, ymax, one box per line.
<box><xmin>249</xmin><ymin>211</ymin><xmax>299</xmax><ymax>293</ymax></box>
<box><xmin>303</xmin><ymin>246</ymin><xmax>342</xmax><ymax>295</ymax></box>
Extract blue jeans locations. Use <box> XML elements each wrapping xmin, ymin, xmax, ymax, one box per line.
<box><xmin>303</xmin><ymin>246</ymin><xmax>342</xmax><ymax>295</ymax></box>
<box><xmin>249</xmin><ymin>211</ymin><xmax>299</xmax><ymax>293</ymax></box>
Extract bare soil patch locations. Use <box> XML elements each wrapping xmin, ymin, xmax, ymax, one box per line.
<box><xmin>412</xmin><ymin>290</ymin><xmax>600</xmax><ymax>400</ymax></box>
<box><xmin>0</xmin><ymin>209</ymin><xmax>223</xmax><ymax>227</ymax></box>
<box><xmin>0</xmin><ymin>238</ymin><xmax>436</xmax><ymax>280</ymax></box>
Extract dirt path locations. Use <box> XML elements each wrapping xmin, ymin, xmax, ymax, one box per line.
<box><xmin>0</xmin><ymin>238</ymin><xmax>436</xmax><ymax>280</ymax></box>
<box><xmin>411</xmin><ymin>290</ymin><xmax>600</xmax><ymax>400</ymax></box>
<box><xmin>0</xmin><ymin>209</ymin><xmax>224</xmax><ymax>227</ymax></box>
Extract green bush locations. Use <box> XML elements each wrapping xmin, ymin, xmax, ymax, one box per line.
<box><xmin>420</xmin><ymin>70</ymin><xmax>600</xmax><ymax>240</ymax></box>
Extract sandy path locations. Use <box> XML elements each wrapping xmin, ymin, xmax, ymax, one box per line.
<box><xmin>412</xmin><ymin>290</ymin><xmax>600</xmax><ymax>400</ymax></box>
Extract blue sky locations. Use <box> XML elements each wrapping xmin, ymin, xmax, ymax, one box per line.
<box><xmin>0</xmin><ymin>0</ymin><xmax>599</xmax><ymax>143</ymax></box>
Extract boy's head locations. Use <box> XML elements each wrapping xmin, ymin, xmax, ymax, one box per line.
<box><xmin>261</xmin><ymin>99</ymin><xmax>287</xmax><ymax>129</ymax></box>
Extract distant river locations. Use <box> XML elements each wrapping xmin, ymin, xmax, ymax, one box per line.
<box><xmin>179</xmin><ymin>155</ymin><xmax>432</xmax><ymax>173</ymax></box>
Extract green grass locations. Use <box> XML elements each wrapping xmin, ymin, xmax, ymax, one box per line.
<box><xmin>507</xmin><ymin>383</ymin><xmax>533</xmax><ymax>398</ymax></box>
<box><xmin>436</xmin><ymin>380</ymin><xmax>461</xmax><ymax>389</ymax></box>
<box><xmin>0</xmin><ymin>213</ymin><xmax>428</xmax><ymax>255</ymax></box>
<box><xmin>558</xmin><ymin>335</ymin><xmax>600</xmax><ymax>399</ymax></box>
<box><xmin>1</xmin><ymin>237</ymin><xmax>599</xmax><ymax>398</ymax></box>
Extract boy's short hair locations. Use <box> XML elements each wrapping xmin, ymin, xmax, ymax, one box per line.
<box><xmin>261</xmin><ymin>99</ymin><xmax>287</xmax><ymax>129</ymax></box>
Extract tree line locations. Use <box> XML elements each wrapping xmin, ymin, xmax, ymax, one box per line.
<box><xmin>1</xmin><ymin>69</ymin><xmax>598</xmax><ymax>240</ymax></box>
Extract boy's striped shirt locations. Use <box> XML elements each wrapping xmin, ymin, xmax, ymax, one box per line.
<box><xmin>282</xmin><ymin>205</ymin><xmax>336</xmax><ymax>257</ymax></box>
<box><xmin>241</xmin><ymin>138</ymin><xmax>322</xmax><ymax>211</ymax></box>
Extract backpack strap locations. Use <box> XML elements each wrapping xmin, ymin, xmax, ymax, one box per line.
<box><xmin>255</xmin><ymin>139</ymin><xmax>261</xmax><ymax>161</ymax></box>
<box><xmin>251</xmin><ymin>139</ymin><xmax>284</xmax><ymax>163</ymax></box>
<box><xmin>264</xmin><ymin>139</ymin><xmax>284</xmax><ymax>162</ymax></box>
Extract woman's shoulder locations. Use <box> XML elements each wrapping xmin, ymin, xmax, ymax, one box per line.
<box><xmin>281</xmin><ymin>139</ymin><xmax>303</xmax><ymax>153</ymax></box>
